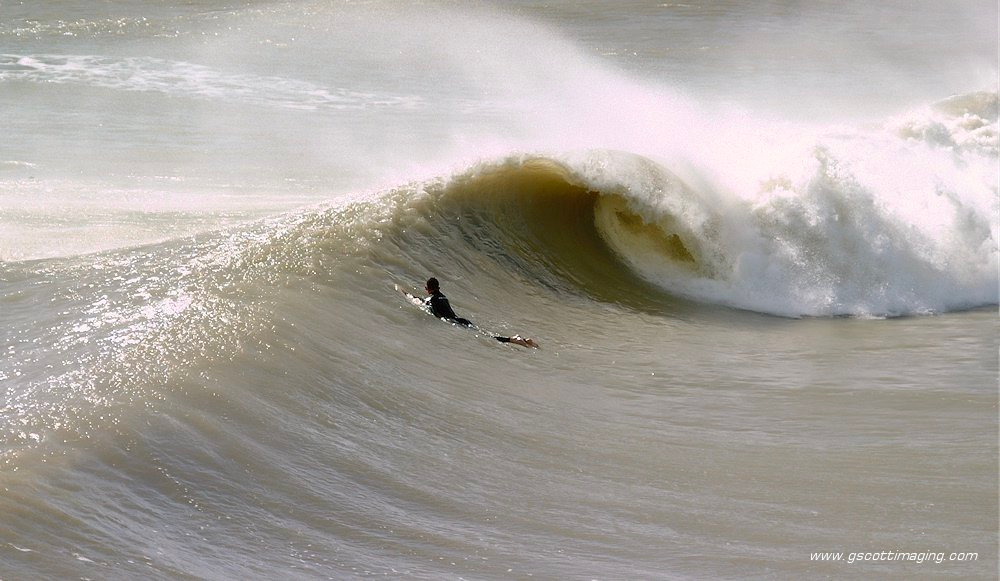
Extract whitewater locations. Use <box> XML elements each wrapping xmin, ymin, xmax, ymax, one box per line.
<box><xmin>1</xmin><ymin>1</ymin><xmax>997</xmax><ymax>579</ymax></box>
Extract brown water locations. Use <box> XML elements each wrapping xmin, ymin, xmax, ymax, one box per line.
<box><xmin>1</xmin><ymin>1</ymin><xmax>997</xmax><ymax>579</ymax></box>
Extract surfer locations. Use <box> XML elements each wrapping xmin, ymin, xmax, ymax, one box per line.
<box><xmin>423</xmin><ymin>277</ymin><xmax>473</xmax><ymax>326</ymax></box>
<box><xmin>402</xmin><ymin>278</ymin><xmax>538</xmax><ymax>348</ymax></box>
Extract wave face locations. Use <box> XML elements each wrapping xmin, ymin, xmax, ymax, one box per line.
<box><xmin>1</xmin><ymin>1</ymin><xmax>998</xmax><ymax>580</ymax></box>
<box><xmin>3</xmin><ymin>145</ymin><xmax>998</xmax><ymax>578</ymax></box>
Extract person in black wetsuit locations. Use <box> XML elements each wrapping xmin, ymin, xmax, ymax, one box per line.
<box><xmin>422</xmin><ymin>277</ymin><xmax>538</xmax><ymax>348</ymax></box>
<box><xmin>424</xmin><ymin>277</ymin><xmax>473</xmax><ymax>326</ymax></box>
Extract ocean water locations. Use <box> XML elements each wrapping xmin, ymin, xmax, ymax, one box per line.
<box><xmin>1</xmin><ymin>1</ymin><xmax>998</xmax><ymax>579</ymax></box>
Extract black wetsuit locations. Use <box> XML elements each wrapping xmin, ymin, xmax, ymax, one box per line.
<box><xmin>425</xmin><ymin>290</ymin><xmax>470</xmax><ymax>325</ymax></box>
<box><xmin>425</xmin><ymin>290</ymin><xmax>511</xmax><ymax>342</ymax></box>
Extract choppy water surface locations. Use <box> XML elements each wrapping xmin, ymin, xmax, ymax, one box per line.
<box><xmin>1</xmin><ymin>1</ymin><xmax>997</xmax><ymax>579</ymax></box>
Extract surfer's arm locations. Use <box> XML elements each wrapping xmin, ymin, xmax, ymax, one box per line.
<box><xmin>395</xmin><ymin>284</ymin><xmax>425</xmax><ymax>306</ymax></box>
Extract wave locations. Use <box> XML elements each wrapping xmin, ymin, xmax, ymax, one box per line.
<box><xmin>3</xmin><ymin>91</ymin><xmax>996</xmax><ymax>458</ymax></box>
<box><xmin>309</xmin><ymin>90</ymin><xmax>989</xmax><ymax>319</ymax></box>
<box><xmin>4</xmin><ymin>92</ymin><xmax>995</xmax><ymax>319</ymax></box>
<box><xmin>12</xmin><ymin>134</ymin><xmax>994</xmax><ymax>468</ymax></box>
<box><xmin>389</xmin><ymin>144</ymin><xmax>996</xmax><ymax>319</ymax></box>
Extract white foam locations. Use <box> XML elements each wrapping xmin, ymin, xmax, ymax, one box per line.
<box><xmin>559</xmin><ymin>98</ymin><xmax>998</xmax><ymax>316</ymax></box>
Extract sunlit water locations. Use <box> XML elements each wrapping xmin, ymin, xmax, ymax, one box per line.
<box><xmin>1</xmin><ymin>1</ymin><xmax>997</xmax><ymax>579</ymax></box>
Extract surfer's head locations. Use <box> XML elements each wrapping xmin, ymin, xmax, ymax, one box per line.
<box><xmin>425</xmin><ymin>277</ymin><xmax>440</xmax><ymax>293</ymax></box>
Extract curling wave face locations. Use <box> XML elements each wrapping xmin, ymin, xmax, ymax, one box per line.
<box><xmin>366</xmin><ymin>104</ymin><xmax>997</xmax><ymax>318</ymax></box>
